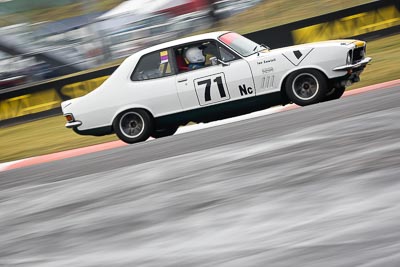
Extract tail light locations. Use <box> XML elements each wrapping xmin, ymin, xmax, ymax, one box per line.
<box><xmin>65</xmin><ymin>114</ymin><xmax>75</xmax><ymax>122</ymax></box>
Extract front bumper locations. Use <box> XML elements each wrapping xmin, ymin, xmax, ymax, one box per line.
<box><xmin>331</xmin><ymin>57</ymin><xmax>371</xmax><ymax>88</ymax></box>
<box><xmin>333</xmin><ymin>57</ymin><xmax>372</xmax><ymax>71</ymax></box>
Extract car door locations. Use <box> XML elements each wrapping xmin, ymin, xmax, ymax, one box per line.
<box><xmin>175</xmin><ymin>40</ymin><xmax>255</xmax><ymax>111</ymax></box>
<box><xmin>127</xmin><ymin>48</ymin><xmax>182</xmax><ymax>117</ymax></box>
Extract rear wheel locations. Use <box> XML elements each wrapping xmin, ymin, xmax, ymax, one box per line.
<box><xmin>324</xmin><ymin>86</ymin><xmax>346</xmax><ymax>101</ymax></box>
<box><xmin>285</xmin><ymin>69</ymin><xmax>328</xmax><ymax>106</ymax></box>
<box><xmin>113</xmin><ymin>109</ymin><xmax>153</xmax><ymax>144</ymax></box>
<box><xmin>151</xmin><ymin>125</ymin><xmax>179</xmax><ymax>138</ymax></box>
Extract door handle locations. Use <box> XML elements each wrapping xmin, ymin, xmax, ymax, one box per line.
<box><xmin>178</xmin><ymin>78</ymin><xmax>187</xmax><ymax>83</ymax></box>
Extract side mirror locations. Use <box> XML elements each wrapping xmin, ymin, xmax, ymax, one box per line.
<box><xmin>261</xmin><ymin>44</ymin><xmax>271</xmax><ymax>50</ymax></box>
<box><xmin>210</xmin><ymin>56</ymin><xmax>230</xmax><ymax>67</ymax></box>
<box><xmin>210</xmin><ymin>56</ymin><xmax>218</xmax><ymax>66</ymax></box>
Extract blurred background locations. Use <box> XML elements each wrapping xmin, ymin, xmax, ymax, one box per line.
<box><xmin>0</xmin><ymin>0</ymin><xmax>265</xmax><ymax>89</ymax></box>
<box><xmin>0</xmin><ymin>0</ymin><xmax>377</xmax><ymax>90</ymax></box>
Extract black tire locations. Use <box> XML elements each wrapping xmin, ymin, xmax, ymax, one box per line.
<box><xmin>324</xmin><ymin>86</ymin><xmax>346</xmax><ymax>101</ymax></box>
<box><xmin>113</xmin><ymin>109</ymin><xmax>153</xmax><ymax>144</ymax></box>
<box><xmin>151</xmin><ymin>125</ymin><xmax>179</xmax><ymax>139</ymax></box>
<box><xmin>285</xmin><ymin>69</ymin><xmax>328</xmax><ymax>106</ymax></box>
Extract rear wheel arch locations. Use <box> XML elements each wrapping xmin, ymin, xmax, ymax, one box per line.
<box><xmin>112</xmin><ymin>108</ymin><xmax>155</xmax><ymax>144</ymax></box>
<box><xmin>111</xmin><ymin>107</ymin><xmax>154</xmax><ymax>128</ymax></box>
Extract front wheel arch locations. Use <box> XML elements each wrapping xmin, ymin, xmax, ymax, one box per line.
<box><xmin>282</xmin><ymin>68</ymin><xmax>329</xmax><ymax>106</ymax></box>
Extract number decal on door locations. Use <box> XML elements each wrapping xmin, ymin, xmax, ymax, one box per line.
<box><xmin>197</xmin><ymin>79</ymin><xmax>212</xmax><ymax>102</ymax></box>
<box><xmin>194</xmin><ymin>73</ymin><xmax>230</xmax><ymax>105</ymax></box>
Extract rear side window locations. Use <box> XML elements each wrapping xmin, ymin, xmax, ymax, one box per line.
<box><xmin>131</xmin><ymin>49</ymin><xmax>175</xmax><ymax>81</ymax></box>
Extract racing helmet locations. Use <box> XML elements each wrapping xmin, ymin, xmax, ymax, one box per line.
<box><xmin>185</xmin><ymin>46</ymin><xmax>205</xmax><ymax>64</ymax></box>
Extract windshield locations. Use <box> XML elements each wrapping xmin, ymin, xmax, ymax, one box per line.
<box><xmin>218</xmin><ymin>32</ymin><xmax>261</xmax><ymax>57</ymax></box>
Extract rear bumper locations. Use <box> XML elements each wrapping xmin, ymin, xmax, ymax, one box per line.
<box><xmin>64</xmin><ymin>113</ymin><xmax>112</xmax><ymax>136</ymax></box>
<box><xmin>333</xmin><ymin>57</ymin><xmax>372</xmax><ymax>71</ymax></box>
<box><xmin>65</xmin><ymin>121</ymin><xmax>82</xmax><ymax>128</ymax></box>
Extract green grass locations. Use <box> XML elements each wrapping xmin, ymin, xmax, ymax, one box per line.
<box><xmin>0</xmin><ymin>116</ymin><xmax>119</xmax><ymax>163</ymax></box>
<box><xmin>1</xmin><ymin>34</ymin><xmax>399</xmax><ymax>163</ymax></box>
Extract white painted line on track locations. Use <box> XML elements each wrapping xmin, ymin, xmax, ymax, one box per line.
<box><xmin>0</xmin><ymin>159</ymin><xmax>24</xmax><ymax>172</ymax></box>
<box><xmin>174</xmin><ymin>105</ymin><xmax>286</xmax><ymax>135</ymax></box>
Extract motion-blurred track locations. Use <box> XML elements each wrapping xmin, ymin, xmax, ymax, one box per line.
<box><xmin>1</xmin><ymin>86</ymin><xmax>400</xmax><ymax>266</ymax></box>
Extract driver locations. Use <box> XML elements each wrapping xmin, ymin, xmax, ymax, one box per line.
<box><xmin>185</xmin><ymin>46</ymin><xmax>206</xmax><ymax>70</ymax></box>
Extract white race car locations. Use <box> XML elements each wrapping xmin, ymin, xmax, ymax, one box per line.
<box><xmin>62</xmin><ymin>31</ymin><xmax>371</xmax><ymax>144</ymax></box>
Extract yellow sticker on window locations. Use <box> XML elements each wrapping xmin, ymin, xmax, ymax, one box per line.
<box><xmin>160</xmin><ymin>50</ymin><xmax>169</xmax><ymax>63</ymax></box>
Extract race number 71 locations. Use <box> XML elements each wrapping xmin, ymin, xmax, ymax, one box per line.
<box><xmin>194</xmin><ymin>73</ymin><xmax>230</xmax><ymax>105</ymax></box>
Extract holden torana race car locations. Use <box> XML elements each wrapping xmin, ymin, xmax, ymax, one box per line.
<box><xmin>62</xmin><ymin>31</ymin><xmax>371</xmax><ymax>144</ymax></box>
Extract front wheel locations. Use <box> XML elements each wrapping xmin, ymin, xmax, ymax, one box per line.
<box><xmin>285</xmin><ymin>69</ymin><xmax>328</xmax><ymax>106</ymax></box>
<box><xmin>113</xmin><ymin>109</ymin><xmax>153</xmax><ymax>144</ymax></box>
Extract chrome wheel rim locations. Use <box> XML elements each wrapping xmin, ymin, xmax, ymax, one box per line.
<box><xmin>119</xmin><ymin>112</ymin><xmax>145</xmax><ymax>138</ymax></box>
<box><xmin>292</xmin><ymin>73</ymin><xmax>319</xmax><ymax>101</ymax></box>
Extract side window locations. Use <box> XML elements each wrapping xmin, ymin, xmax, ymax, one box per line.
<box><xmin>131</xmin><ymin>49</ymin><xmax>175</xmax><ymax>81</ymax></box>
<box><xmin>174</xmin><ymin>41</ymin><xmax>219</xmax><ymax>73</ymax></box>
<box><xmin>218</xmin><ymin>45</ymin><xmax>239</xmax><ymax>62</ymax></box>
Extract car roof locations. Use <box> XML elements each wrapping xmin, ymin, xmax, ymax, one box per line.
<box><xmin>127</xmin><ymin>31</ymin><xmax>231</xmax><ymax>59</ymax></box>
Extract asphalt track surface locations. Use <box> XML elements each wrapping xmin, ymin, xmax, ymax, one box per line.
<box><xmin>1</xmin><ymin>85</ymin><xmax>400</xmax><ymax>266</ymax></box>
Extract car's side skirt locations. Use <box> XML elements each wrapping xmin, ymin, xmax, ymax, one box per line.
<box><xmin>73</xmin><ymin>92</ymin><xmax>287</xmax><ymax>136</ymax></box>
<box><xmin>154</xmin><ymin>92</ymin><xmax>287</xmax><ymax>129</ymax></box>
